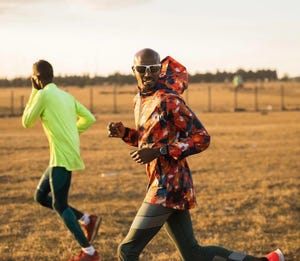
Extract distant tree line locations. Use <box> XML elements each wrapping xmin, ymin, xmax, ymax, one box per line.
<box><xmin>0</xmin><ymin>69</ymin><xmax>285</xmax><ymax>88</ymax></box>
<box><xmin>189</xmin><ymin>69</ymin><xmax>278</xmax><ymax>83</ymax></box>
<box><xmin>0</xmin><ymin>73</ymin><xmax>136</xmax><ymax>88</ymax></box>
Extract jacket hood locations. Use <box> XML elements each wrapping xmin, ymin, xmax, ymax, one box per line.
<box><xmin>158</xmin><ymin>56</ymin><xmax>188</xmax><ymax>94</ymax></box>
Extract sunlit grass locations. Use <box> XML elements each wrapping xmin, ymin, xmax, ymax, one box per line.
<box><xmin>0</xmin><ymin>97</ymin><xmax>299</xmax><ymax>260</ymax></box>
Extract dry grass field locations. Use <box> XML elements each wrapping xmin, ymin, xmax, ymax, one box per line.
<box><xmin>1</xmin><ymin>81</ymin><xmax>300</xmax><ymax>116</ymax></box>
<box><xmin>0</xmin><ymin>84</ymin><xmax>299</xmax><ymax>260</ymax></box>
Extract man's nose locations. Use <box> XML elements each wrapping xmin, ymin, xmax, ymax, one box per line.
<box><xmin>144</xmin><ymin>67</ymin><xmax>151</xmax><ymax>75</ymax></box>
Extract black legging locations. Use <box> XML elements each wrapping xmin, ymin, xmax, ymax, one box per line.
<box><xmin>34</xmin><ymin>166</ymin><xmax>90</xmax><ymax>247</ymax></box>
<box><xmin>118</xmin><ymin>202</ymin><xmax>264</xmax><ymax>261</ymax></box>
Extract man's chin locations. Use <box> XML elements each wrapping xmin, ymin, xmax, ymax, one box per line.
<box><xmin>141</xmin><ymin>83</ymin><xmax>156</xmax><ymax>92</ymax></box>
<box><xmin>140</xmin><ymin>76</ymin><xmax>159</xmax><ymax>91</ymax></box>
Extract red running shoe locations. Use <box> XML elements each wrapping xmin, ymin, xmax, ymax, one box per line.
<box><xmin>266</xmin><ymin>249</ymin><xmax>284</xmax><ymax>261</ymax></box>
<box><xmin>82</xmin><ymin>215</ymin><xmax>102</xmax><ymax>243</ymax></box>
<box><xmin>68</xmin><ymin>250</ymin><xmax>100</xmax><ymax>261</ymax></box>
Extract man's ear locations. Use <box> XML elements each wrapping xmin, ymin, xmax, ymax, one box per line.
<box><xmin>131</xmin><ymin>66</ymin><xmax>136</xmax><ymax>75</ymax></box>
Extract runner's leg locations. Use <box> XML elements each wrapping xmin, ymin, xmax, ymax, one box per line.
<box><xmin>50</xmin><ymin>167</ymin><xmax>90</xmax><ymax>247</ymax></box>
<box><xmin>118</xmin><ymin>202</ymin><xmax>174</xmax><ymax>261</ymax></box>
<box><xmin>34</xmin><ymin>167</ymin><xmax>84</xmax><ymax>219</ymax></box>
<box><xmin>165</xmin><ymin>210</ymin><xmax>265</xmax><ymax>261</ymax></box>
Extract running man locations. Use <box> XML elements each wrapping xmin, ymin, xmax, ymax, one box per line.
<box><xmin>22</xmin><ymin>60</ymin><xmax>101</xmax><ymax>261</ymax></box>
<box><xmin>107</xmin><ymin>48</ymin><xmax>284</xmax><ymax>261</ymax></box>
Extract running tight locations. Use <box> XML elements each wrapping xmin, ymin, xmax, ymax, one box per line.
<box><xmin>34</xmin><ymin>166</ymin><xmax>90</xmax><ymax>248</ymax></box>
<box><xmin>118</xmin><ymin>202</ymin><xmax>266</xmax><ymax>261</ymax></box>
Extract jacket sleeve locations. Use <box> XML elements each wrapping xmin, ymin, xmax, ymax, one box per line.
<box><xmin>166</xmin><ymin>95</ymin><xmax>210</xmax><ymax>160</ymax></box>
<box><xmin>122</xmin><ymin>127</ymin><xmax>139</xmax><ymax>147</ymax></box>
<box><xmin>75</xmin><ymin>101</ymin><xmax>96</xmax><ymax>134</ymax></box>
<box><xmin>22</xmin><ymin>88</ymin><xmax>44</xmax><ymax>128</ymax></box>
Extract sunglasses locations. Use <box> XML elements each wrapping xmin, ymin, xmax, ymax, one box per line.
<box><xmin>132</xmin><ymin>64</ymin><xmax>161</xmax><ymax>74</ymax></box>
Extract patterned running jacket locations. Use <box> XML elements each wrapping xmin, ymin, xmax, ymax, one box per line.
<box><xmin>122</xmin><ymin>56</ymin><xmax>210</xmax><ymax>210</ymax></box>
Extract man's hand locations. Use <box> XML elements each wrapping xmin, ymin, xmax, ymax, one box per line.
<box><xmin>130</xmin><ymin>147</ymin><xmax>160</xmax><ymax>165</ymax></box>
<box><xmin>31</xmin><ymin>76</ymin><xmax>42</xmax><ymax>90</ymax></box>
<box><xmin>107</xmin><ymin>122</ymin><xmax>126</xmax><ymax>138</ymax></box>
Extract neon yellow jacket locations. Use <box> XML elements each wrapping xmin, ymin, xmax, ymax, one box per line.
<box><xmin>22</xmin><ymin>83</ymin><xmax>96</xmax><ymax>171</ymax></box>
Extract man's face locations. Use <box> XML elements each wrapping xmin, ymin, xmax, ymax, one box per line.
<box><xmin>132</xmin><ymin>53</ymin><xmax>161</xmax><ymax>92</ymax></box>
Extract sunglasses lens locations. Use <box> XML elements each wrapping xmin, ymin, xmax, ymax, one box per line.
<box><xmin>135</xmin><ymin>66</ymin><xmax>146</xmax><ymax>73</ymax></box>
<box><xmin>149</xmin><ymin>65</ymin><xmax>161</xmax><ymax>73</ymax></box>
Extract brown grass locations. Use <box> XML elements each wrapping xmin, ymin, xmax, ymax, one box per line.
<box><xmin>0</xmin><ymin>85</ymin><xmax>299</xmax><ymax>260</ymax></box>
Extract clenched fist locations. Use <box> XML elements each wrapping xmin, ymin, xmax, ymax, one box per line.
<box><xmin>107</xmin><ymin>122</ymin><xmax>126</xmax><ymax>138</ymax></box>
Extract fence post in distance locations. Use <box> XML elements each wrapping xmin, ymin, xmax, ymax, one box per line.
<box><xmin>20</xmin><ymin>95</ymin><xmax>25</xmax><ymax>115</ymax></box>
<box><xmin>113</xmin><ymin>85</ymin><xmax>118</xmax><ymax>114</ymax></box>
<box><xmin>281</xmin><ymin>85</ymin><xmax>285</xmax><ymax>111</ymax></box>
<box><xmin>208</xmin><ymin>85</ymin><xmax>211</xmax><ymax>112</ymax></box>
<box><xmin>89</xmin><ymin>85</ymin><xmax>94</xmax><ymax>113</ymax></box>
<box><xmin>254</xmin><ymin>85</ymin><xmax>258</xmax><ymax>112</ymax></box>
<box><xmin>10</xmin><ymin>90</ymin><xmax>14</xmax><ymax>116</ymax></box>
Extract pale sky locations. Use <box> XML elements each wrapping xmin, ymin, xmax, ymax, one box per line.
<box><xmin>0</xmin><ymin>0</ymin><xmax>299</xmax><ymax>79</ymax></box>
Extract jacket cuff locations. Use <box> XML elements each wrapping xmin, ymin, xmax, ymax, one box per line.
<box><xmin>122</xmin><ymin>127</ymin><xmax>130</xmax><ymax>140</ymax></box>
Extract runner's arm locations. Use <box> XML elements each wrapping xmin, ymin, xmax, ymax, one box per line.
<box><xmin>75</xmin><ymin>101</ymin><xmax>96</xmax><ymax>134</ymax></box>
<box><xmin>22</xmin><ymin>88</ymin><xmax>44</xmax><ymax>128</ymax></box>
<box><xmin>166</xmin><ymin>96</ymin><xmax>210</xmax><ymax>160</ymax></box>
<box><xmin>122</xmin><ymin>127</ymin><xmax>139</xmax><ymax>147</ymax></box>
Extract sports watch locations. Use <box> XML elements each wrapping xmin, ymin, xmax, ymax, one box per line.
<box><xmin>159</xmin><ymin>145</ymin><xmax>169</xmax><ymax>156</ymax></box>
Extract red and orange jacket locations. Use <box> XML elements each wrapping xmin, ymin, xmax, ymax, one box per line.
<box><xmin>122</xmin><ymin>56</ymin><xmax>210</xmax><ymax>210</ymax></box>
